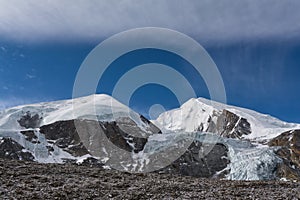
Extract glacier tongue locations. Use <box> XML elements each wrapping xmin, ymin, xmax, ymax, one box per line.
<box><xmin>224</xmin><ymin>140</ymin><xmax>282</xmax><ymax>180</ymax></box>
<box><xmin>191</xmin><ymin>133</ymin><xmax>282</xmax><ymax>180</ymax></box>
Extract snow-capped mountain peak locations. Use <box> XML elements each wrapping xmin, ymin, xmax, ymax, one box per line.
<box><xmin>0</xmin><ymin>94</ymin><xmax>160</xmax><ymax>163</ymax></box>
<box><xmin>154</xmin><ymin>97</ymin><xmax>300</xmax><ymax>142</ymax></box>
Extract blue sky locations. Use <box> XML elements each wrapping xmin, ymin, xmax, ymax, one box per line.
<box><xmin>0</xmin><ymin>0</ymin><xmax>300</xmax><ymax>123</ymax></box>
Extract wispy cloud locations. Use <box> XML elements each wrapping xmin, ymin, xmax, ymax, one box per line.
<box><xmin>25</xmin><ymin>74</ymin><xmax>36</xmax><ymax>79</ymax></box>
<box><xmin>0</xmin><ymin>46</ymin><xmax>7</xmax><ymax>52</ymax></box>
<box><xmin>0</xmin><ymin>0</ymin><xmax>299</xmax><ymax>43</ymax></box>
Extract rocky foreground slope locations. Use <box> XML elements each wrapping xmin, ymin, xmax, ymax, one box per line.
<box><xmin>1</xmin><ymin>158</ymin><xmax>300</xmax><ymax>199</ymax></box>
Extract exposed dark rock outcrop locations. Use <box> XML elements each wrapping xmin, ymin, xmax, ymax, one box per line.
<box><xmin>17</xmin><ymin>111</ymin><xmax>42</xmax><ymax>129</ymax></box>
<box><xmin>206</xmin><ymin>110</ymin><xmax>251</xmax><ymax>139</ymax></box>
<box><xmin>140</xmin><ymin>115</ymin><xmax>162</xmax><ymax>134</ymax></box>
<box><xmin>20</xmin><ymin>130</ymin><xmax>40</xmax><ymax>144</ymax></box>
<box><xmin>159</xmin><ymin>142</ymin><xmax>229</xmax><ymax>178</ymax></box>
<box><xmin>0</xmin><ymin>137</ymin><xmax>34</xmax><ymax>161</ymax></box>
<box><xmin>268</xmin><ymin>130</ymin><xmax>300</xmax><ymax>181</ymax></box>
<box><xmin>101</xmin><ymin>121</ymin><xmax>148</xmax><ymax>153</ymax></box>
<box><xmin>78</xmin><ymin>157</ymin><xmax>105</xmax><ymax>168</ymax></box>
<box><xmin>39</xmin><ymin>120</ymin><xmax>89</xmax><ymax>157</ymax></box>
<box><xmin>39</xmin><ymin>118</ymin><xmax>159</xmax><ymax>157</ymax></box>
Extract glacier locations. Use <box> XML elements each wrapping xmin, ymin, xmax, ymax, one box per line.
<box><xmin>144</xmin><ymin>132</ymin><xmax>282</xmax><ymax>180</ymax></box>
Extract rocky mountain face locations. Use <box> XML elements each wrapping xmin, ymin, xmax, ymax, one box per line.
<box><xmin>206</xmin><ymin>109</ymin><xmax>251</xmax><ymax>139</ymax></box>
<box><xmin>19</xmin><ymin>115</ymin><xmax>160</xmax><ymax>160</ymax></box>
<box><xmin>0</xmin><ymin>137</ymin><xmax>34</xmax><ymax>161</ymax></box>
<box><xmin>158</xmin><ymin>141</ymin><xmax>229</xmax><ymax>178</ymax></box>
<box><xmin>0</xmin><ymin>95</ymin><xmax>162</xmax><ymax>165</ymax></box>
<box><xmin>0</xmin><ymin>95</ymin><xmax>300</xmax><ymax>181</ymax></box>
<box><xmin>154</xmin><ymin>100</ymin><xmax>252</xmax><ymax>140</ymax></box>
<box><xmin>39</xmin><ymin>118</ymin><xmax>157</xmax><ymax>157</ymax></box>
<box><xmin>268</xmin><ymin>130</ymin><xmax>300</xmax><ymax>181</ymax></box>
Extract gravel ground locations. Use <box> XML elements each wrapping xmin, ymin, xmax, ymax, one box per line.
<box><xmin>0</xmin><ymin>159</ymin><xmax>300</xmax><ymax>200</ymax></box>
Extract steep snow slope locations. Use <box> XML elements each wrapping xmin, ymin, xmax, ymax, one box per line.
<box><xmin>154</xmin><ymin>98</ymin><xmax>300</xmax><ymax>141</ymax></box>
